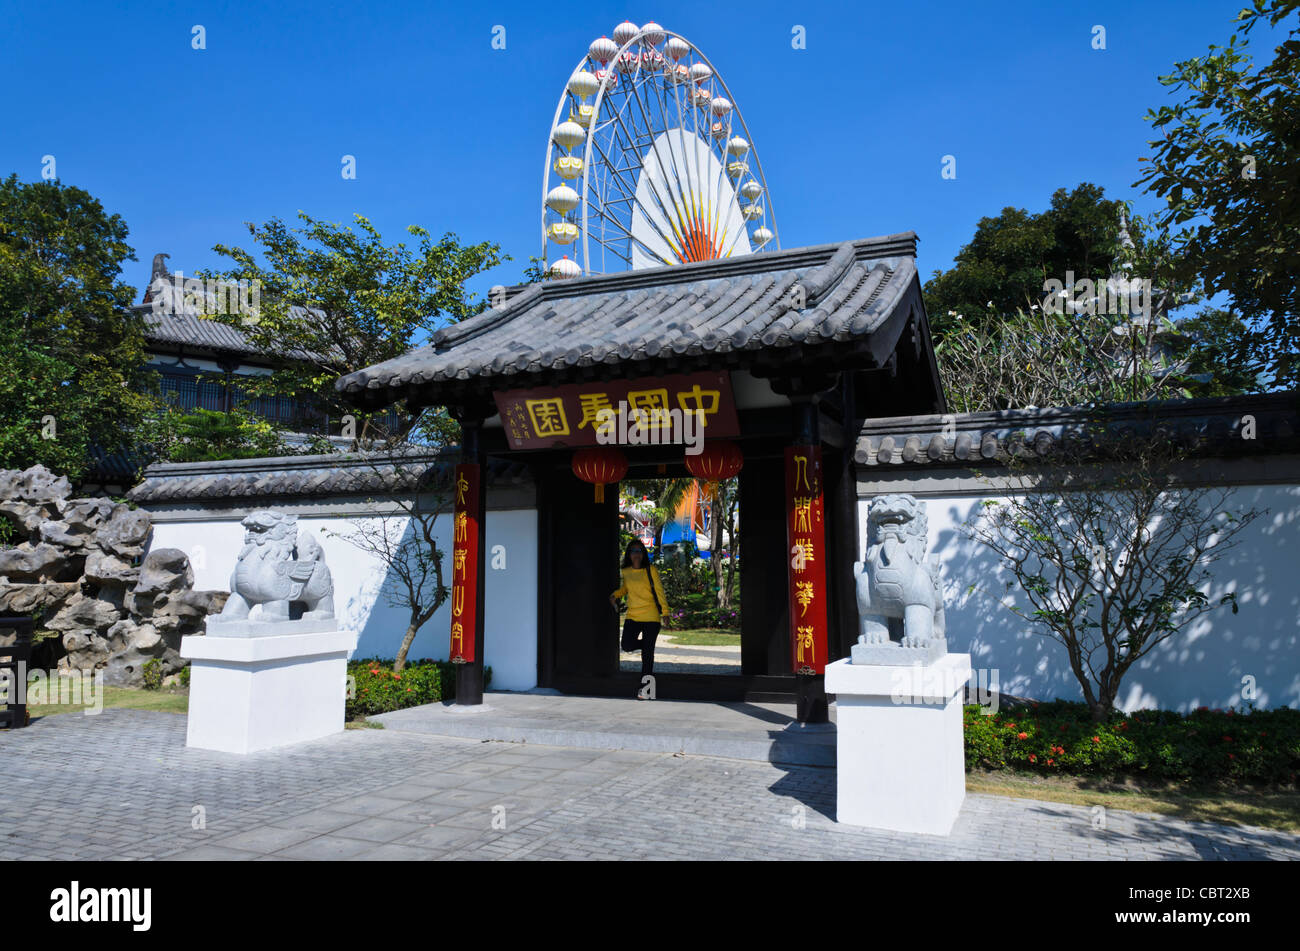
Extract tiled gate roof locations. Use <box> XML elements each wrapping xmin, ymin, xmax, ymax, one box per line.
<box><xmin>337</xmin><ymin>233</ymin><xmax>931</xmax><ymax>409</ymax></box>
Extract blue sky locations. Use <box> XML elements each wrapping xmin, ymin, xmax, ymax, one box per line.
<box><xmin>3</xmin><ymin>0</ymin><xmax>1280</xmax><ymax>310</ymax></box>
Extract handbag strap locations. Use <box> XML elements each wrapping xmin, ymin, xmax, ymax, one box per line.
<box><xmin>644</xmin><ymin>565</ymin><xmax>663</xmax><ymax>615</ymax></box>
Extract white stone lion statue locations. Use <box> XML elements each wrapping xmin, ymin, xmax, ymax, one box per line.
<box><xmin>217</xmin><ymin>511</ymin><xmax>334</xmax><ymax>622</ymax></box>
<box><xmin>854</xmin><ymin>494</ymin><xmax>945</xmax><ymax>648</ymax></box>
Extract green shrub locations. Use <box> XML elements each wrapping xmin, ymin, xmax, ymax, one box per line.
<box><xmin>179</xmin><ymin>665</ymin><xmax>191</xmax><ymax>688</ymax></box>
<box><xmin>657</xmin><ymin>556</ymin><xmax>739</xmax><ymax>630</ymax></box>
<box><xmin>141</xmin><ymin>659</ymin><xmax>164</xmax><ymax>691</ymax></box>
<box><xmin>963</xmin><ymin>700</ymin><xmax>1300</xmax><ymax>786</ymax></box>
<box><xmin>346</xmin><ymin>658</ymin><xmax>492</xmax><ymax>719</ymax></box>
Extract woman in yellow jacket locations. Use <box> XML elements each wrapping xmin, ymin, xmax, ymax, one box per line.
<box><xmin>609</xmin><ymin>539</ymin><xmax>670</xmax><ymax>697</ymax></box>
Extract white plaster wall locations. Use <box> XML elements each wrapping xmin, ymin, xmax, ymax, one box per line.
<box><xmin>857</xmin><ymin>485</ymin><xmax>1300</xmax><ymax>712</ymax></box>
<box><xmin>147</xmin><ymin>508</ymin><xmax>539</xmax><ymax>691</ymax></box>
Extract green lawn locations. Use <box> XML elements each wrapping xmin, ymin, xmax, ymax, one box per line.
<box><xmin>660</xmin><ymin>628</ymin><xmax>741</xmax><ymax>646</ymax></box>
<box><xmin>18</xmin><ymin>685</ymin><xmax>189</xmax><ymax>720</ymax></box>
<box><xmin>966</xmin><ymin>769</ymin><xmax>1300</xmax><ymax>832</ymax></box>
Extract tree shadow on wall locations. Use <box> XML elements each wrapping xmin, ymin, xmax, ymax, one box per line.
<box><xmin>929</xmin><ymin>486</ymin><xmax>1300</xmax><ymax>713</ymax></box>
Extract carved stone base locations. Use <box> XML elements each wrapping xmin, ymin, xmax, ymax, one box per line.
<box><xmin>180</xmin><ymin>628</ymin><xmax>357</xmax><ymax>754</ymax></box>
<box><xmin>826</xmin><ymin>654</ymin><xmax>971</xmax><ymax>835</ymax></box>
<box><xmin>205</xmin><ymin>617</ymin><xmax>338</xmax><ymax>638</ymax></box>
<box><xmin>851</xmin><ymin>637</ymin><xmax>947</xmax><ymax>666</ymax></box>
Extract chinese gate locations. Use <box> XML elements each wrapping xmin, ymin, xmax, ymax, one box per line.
<box><xmin>337</xmin><ymin>234</ymin><xmax>947</xmax><ymax>722</ymax></box>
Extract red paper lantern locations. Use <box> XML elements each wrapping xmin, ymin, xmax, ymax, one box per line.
<box><xmin>572</xmin><ymin>446</ymin><xmax>628</xmax><ymax>503</ymax></box>
<box><xmin>684</xmin><ymin>440</ymin><xmax>744</xmax><ymax>496</ymax></box>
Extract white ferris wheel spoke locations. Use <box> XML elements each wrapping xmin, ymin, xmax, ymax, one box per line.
<box><xmin>542</xmin><ymin>23</ymin><xmax>779</xmax><ymax>278</ymax></box>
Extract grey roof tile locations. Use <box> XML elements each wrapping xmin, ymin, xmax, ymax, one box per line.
<box><xmin>854</xmin><ymin>394</ymin><xmax>1299</xmax><ymax>468</ymax></box>
<box><xmin>336</xmin><ymin>233</ymin><xmax>922</xmax><ymax>407</ymax></box>
<box><xmin>127</xmin><ymin>450</ymin><xmax>529</xmax><ymax>505</ymax></box>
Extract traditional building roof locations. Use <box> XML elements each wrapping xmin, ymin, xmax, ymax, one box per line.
<box><xmin>127</xmin><ymin>450</ymin><xmax>531</xmax><ymax>504</ymax></box>
<box><xmin>140</xmin><ymin>308</ymin><xmax>266</xmax><ymax>358</ymax></box>
<box><xmin>853</xmin><ymin>392</ymin><xmax>1299</xmax><ymax>468</ymax></box>
<box><xmin>337</xmin><ymin>233</ymin><xmax>940</xmax><ymax>410</ymax></box>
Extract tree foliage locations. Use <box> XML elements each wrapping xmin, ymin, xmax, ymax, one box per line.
<box><xmin>924</xmin><ymin>184</ymin><xmax>1143</xmax><ymax>337</ymax></box>
<box><xmin>154</xmin><ymin>408</ymin><xmax>293</xmax><ymax>463</ymax></box>
<box><xmin>202</xmin><ymin>212</ymin><xmax>504</xmax><ymax>448</ymax></box>
<box><xmin>936</xmin><ymin>307</ymin><xmax>1176</xmax><ymax>412</ymax></box>
<box><xmin>1136</xmin><ymin>0</ymin><xmax>1300</xmax><ymax>389</ymax></box>
<box><xmin>0</xmin><ymin>175</ymin><xmax>155</xmax><ymax>481</ymax></box>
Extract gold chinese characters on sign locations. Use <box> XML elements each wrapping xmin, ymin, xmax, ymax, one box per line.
<box><xmin>493</xmin><ymin>371</ymin><xmax>739</xmax><ymax>450</ymax></box>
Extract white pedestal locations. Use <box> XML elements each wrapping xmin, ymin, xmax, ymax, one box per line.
<box><xmin>180</xmin><ymin>629</ymin><xmax>358</xmax><ymax>754</ymax></box>
<box><xmin>825</xmin><ymin>653</ymin><xmax>971</xmax><ymax>836</ymax></box>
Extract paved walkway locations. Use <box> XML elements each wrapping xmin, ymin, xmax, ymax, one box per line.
<box><xmin>375</xmin><ymin>693</ymin><xmax>836</xmax><ymax>765</ymax></box>
<box><xmin>2</xmin><ymin>707</ymin><xmax>1297</xmax><ymax>861</ymax></box>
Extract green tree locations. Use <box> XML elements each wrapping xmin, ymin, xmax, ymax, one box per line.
<box><xmin>963</xmin><ymin>434</ymin><xmax>1263</xmax><ymax>722</ymax></box>
<box><xmin>924</xmin><ymin>184</ymin><xmax>1139</xmax><ymax>337</ymax></box>
<box><xmin>202</xmin><ymin>212</ymin><xmax>504</xmax><ymax>448</ymax></box>
<box><xmin>1136</xmin><ymin>0</ymin><xmax>1300</xmax><ymax>389</ymax></box>
<box><xmin>0</xmin><ymin>175</ymin><xmax>156</xmax><ymax>482</ymax></box>
<box><xmin>156</xmin><ymin>408</ymin><xmax>291</xmax><ymax>462</ymax></box>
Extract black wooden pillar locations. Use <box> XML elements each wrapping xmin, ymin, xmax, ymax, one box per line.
<box><xmin>455</xmin><ymin>416</ymin><xmax>488</xmax><ymax>706</ymax></box>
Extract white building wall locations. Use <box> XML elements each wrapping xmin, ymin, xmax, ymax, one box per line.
<box><xmin>856</xmin><ymin>483</ymin><xmax>1300</xmax><ymax>712</ymax></box>
<box><xmin>147</xmin><ymin>507</ymin><xmax>539</xmax><ymax>691</ymax></box>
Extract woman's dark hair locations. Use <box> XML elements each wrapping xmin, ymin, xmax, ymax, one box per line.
<box><xmin>621</xmin><ymin>539</ymin><xmax>653</xmax><ymax>568</ymax></box>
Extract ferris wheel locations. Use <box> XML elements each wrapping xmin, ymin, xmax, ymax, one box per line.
<box><xmin>542</xmin><ymin>20</ymin><xmax>779</xmax><ymax>279</ymax></box>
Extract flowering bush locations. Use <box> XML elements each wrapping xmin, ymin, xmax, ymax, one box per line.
<box><xmin>963</xmin><ymin>700</ymin><xmax>1300</xmax><ymax>786</ymax></box>
<box><xmin>346</xmin><ymin>658</ymin><xmax>492</xmax><ymax>719</ymax></box>
<box><xmin>657</xmin><ymin>557</ymin><xmax>740</xmax><ymax>630</ymax></box>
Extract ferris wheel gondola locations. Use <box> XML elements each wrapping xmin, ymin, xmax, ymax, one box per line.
<box><xmin>541</xmin><ymin>21</ymin><xmax>780</xmax><ymax>278</ymax></box>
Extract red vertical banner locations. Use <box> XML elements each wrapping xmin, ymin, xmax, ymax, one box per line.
<box><xmin>785</xmin><ymin>445</ymin><xmax>828</xmax><ymax>675</ymax></box>
<box><xmin>449</xmin><ymin>463</ymin><xmax>481</xmax><ymax>665</ymax></box>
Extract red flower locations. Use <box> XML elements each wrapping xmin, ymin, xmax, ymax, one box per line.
<box><xmin>1017</xmin><ymin>732</ymin><xmax>1028</xmax><ymax>740</ymax></box>
<box><xmin>1120</xmin><ymin>721</ymin><xmax>1129</xmax><ymax>731</ymax></box>
<box><xmin>1029</xmin><ymin>754</ymin><xmax>1037</xmax><ymax>763</ymax></box>
<box><xmin>1222</xmin><ymin>735</ymin><xmax>1232</xmax><ymax>743</ymax></box>
<box><xmin>1047</xmin><ymin>758</ymin><xmax>1055</xmax><ymax>766</ymax></box>
<box><xmin>1059</xmin><ymin>725</ymin><xmax>1067</xmax><ymax>732</ymax></box>
<box><xmin>1229</xmin><ymin>753</ymin><xmax>1235</xmax><ymax>760</ymax></box>
<box><xmin>392</xmin><ymin>673</ymin><xmax>401</xmax><ymax>680</ymax></box>
<box><xmin>1092</xmin><ymin>736</ymin><xmax>1101</xmax><ymax>744</ymax></box>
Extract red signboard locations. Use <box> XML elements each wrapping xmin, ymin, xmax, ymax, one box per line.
<box><xmin>449</xmin><ymin>463</ymin><xmax>480</xmax><ymax>664</ymax></box>
<box><xmin>492</xmin><ymin>370</ymin><xmax>740</xmax><ymax>451</ymax></box>
<box><xmin>785</xmin><ymin>445</ymin><xmax>828</xmax><ymax>675</ymax></box>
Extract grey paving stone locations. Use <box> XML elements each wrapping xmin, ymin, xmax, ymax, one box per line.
<box><xmin>377</xmin><ymin>800</ymin><xmax>470</xmax><ymax>824</ymax></box>
<box><xmin>321</xmin><ymin>794</ymin><xmax>414</xmax><ymax>817</ymax></box>
<box><xmin>272</xmin><ymin>835</ymin><xmax>377</xmax><ymax>860</ymax></box>
<box><xmin>332</xmin><ymin>817</ymin><xmax>424</xmax><ymax>844</ymax></box>
<box><xmin>4</xmin><ymin>706</ymin><xmax>1298</xmax><ymax>862</ymax></box>
<box><xmin>391</xmin><ymin>824</ymin><xmax>482</xmax><ymax>850</ymax></box>
<box><xmin>268</xmin><ymin>809</ymin><xmax>372</xmax><ymax>834</ymax></box>
<box><xmin>210</xmin><ymin>825</ymin><xmax>320</xmax><ymax>854</ymax></box>
<box><xmin>160</xmin><ymin>844</ymin><xmax>261</xmax><ymax>861</ymax></box>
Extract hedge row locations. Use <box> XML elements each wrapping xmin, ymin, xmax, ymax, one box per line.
<box><xmin>346</xmin><ymin>658</ymin><xmax>492</xmax><ymax>719</ymax></box>
<box><xmin>964</xmin><ymin>700</ymin><xmax>1300</xmax><ymax>785</ymax></box>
